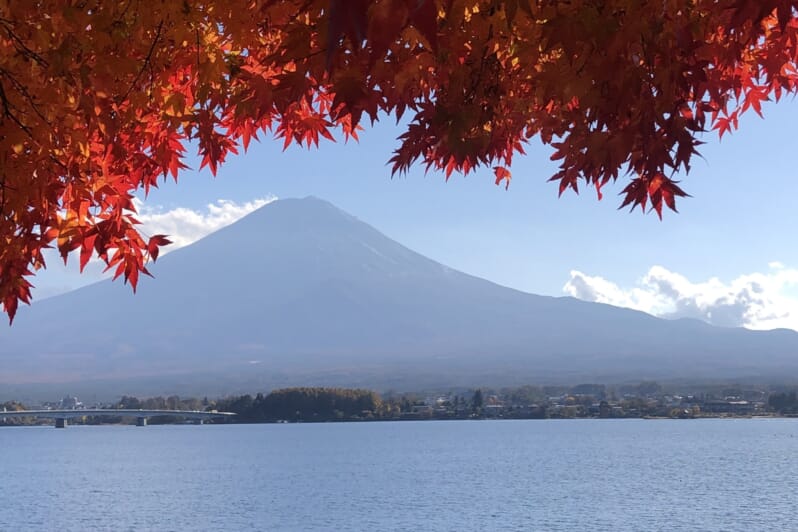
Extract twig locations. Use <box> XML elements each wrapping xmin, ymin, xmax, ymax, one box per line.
<box><xmin>0</xmin><ymin>80</ymin><xmax>34</xmax><ymax>138</ymax></box>
<box><xmin>0</xmin><ymin>21</ymin><xmax>48</xmax><ymax>67</ymax></box>
<box><xmin>0</xmin><ymin>69</ymin><xmax>51</xmax><ymax>127</ymax></box>
<box><xmin>123</xmin><ymin>20</ymin><xmax>164</xmax><ymax>101</ymax></box>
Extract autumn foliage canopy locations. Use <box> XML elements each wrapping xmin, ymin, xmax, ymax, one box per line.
<box><xmin>1</xmin><ymin>0</ymin><xmax>797</xmax><ymax>321</ymax></box>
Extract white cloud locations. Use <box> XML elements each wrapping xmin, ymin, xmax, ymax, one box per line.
<box><xmin>564</xmin><ymin>264</ymin><xmax>798</xmax><ymax>331</ymax></box>
<box><xmin>134</xmin><ymin>196</ymin><xmax>277</xmax><ymax>251</ymax></box>
<box><xmin>33</xmin><ymin>196</ymin><xmax>277</xmax><ymax>300</ymax></box>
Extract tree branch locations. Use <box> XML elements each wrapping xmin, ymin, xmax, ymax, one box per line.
<box><xmin>0</xmin><ymin>21</ymin><xmax>48</xmax><ymax>67</ymax></box>
<box><xmin>123</xmin><ymin>20</ymin><xmax>164</xmax><ymax>101</ymax></box>
<box><xmin>0</xmin><ymin>79</ymin><xmax>33</xmax><ymax>138</ymax></box>
<box><xmin>0</xmin><ymin>69</ymin><xmax>51</xmax><ymax>127</ymax></box>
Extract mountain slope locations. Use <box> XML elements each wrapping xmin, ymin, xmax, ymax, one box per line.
<box><xmin>2</xmin><ymin>197</ymin><xmax>797</xmax><ymax>394</ymax></box>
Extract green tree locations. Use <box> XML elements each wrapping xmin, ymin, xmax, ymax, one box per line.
<box><xmin>472</xmin><ymin>389</ymin><xmax>484</xmax><ymax>414</ymax></box>
<box><xmin>637</xmin><ymin>381</ymin><xmax>663</xmax><ymax>397</ymax></box>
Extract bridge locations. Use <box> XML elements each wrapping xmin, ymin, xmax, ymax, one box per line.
<box><xmin>0</xmin><ymin>409</ymin><xmax>236</xmax><ymax>428</ymax></box>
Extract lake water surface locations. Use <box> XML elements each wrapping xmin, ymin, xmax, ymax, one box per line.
<box><xmin>1</xmin><ymin>419</ymin><xmax>796</xmax><ymax>531</ymax></box>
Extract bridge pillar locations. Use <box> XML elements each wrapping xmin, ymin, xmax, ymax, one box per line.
<box><xmin>136</xmin><ymin>417</ymin><xmax>147</xmax><ymax>427</ymax></box>
<box><xmin>55</xmin><ymin>418</ymin><xmax>67</xmax><ymax>429</ymax></box>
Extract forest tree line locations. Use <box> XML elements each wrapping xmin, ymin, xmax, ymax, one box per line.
<box><xmin>214</xmin><ymin>387</ymin><xmax>383</xmax><ymax>422</ymax></box>
<box><xmin>7</xmin><ymin>382</ymin><xmax>798</xmax><ymax>426</ymax></box>
<box><xmin>768</xmin><ymin>392</ymin><xmax>798</xmax><ymax>414</ymax></box>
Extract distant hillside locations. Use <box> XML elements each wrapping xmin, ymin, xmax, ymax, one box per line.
<box><xmin>2</xmin><ymin>197</ymin><xmax>797</xmax><ymax>399</ymax></box>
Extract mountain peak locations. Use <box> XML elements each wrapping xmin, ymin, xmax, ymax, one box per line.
<box><xmin>235</xmin><ymin>195</ymin><xmax>358</xmax><ymax>230</ymax></box>
<box><xmin>1</xmin><ymin>198</ymin><xmax>797</xmax><ymax>395</ymax></box>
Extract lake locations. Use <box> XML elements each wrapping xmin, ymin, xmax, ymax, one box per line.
<box><xmin>1</xmin><ymin>419</ymin><xmax>796</xmax><ymax>531</ymax></box>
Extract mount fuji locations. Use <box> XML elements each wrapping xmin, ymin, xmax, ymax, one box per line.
<box><xmin>2</xmin><ymin>197</ymin><xmax>797</xmax><ymax>398</ymax></box>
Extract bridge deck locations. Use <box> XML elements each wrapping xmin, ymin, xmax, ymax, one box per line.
<box><xmin>0</xmin><ymin>409</ymin><xmax>236</xmax><ymax>420</ymax></box>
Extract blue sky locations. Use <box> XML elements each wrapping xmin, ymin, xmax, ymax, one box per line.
<box><xmin>34</xmin><ymin>98</ymin><xmax>798</xmax><ymax>330</ymax></box>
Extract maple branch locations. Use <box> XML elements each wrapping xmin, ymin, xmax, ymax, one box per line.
<box><xmin>0</xmin><ymin>162</ymin><xmax>19</xmax><ymax>223</ymax></box>
<box><xmin>113</xmin><ymin>0</ymin><xmax>135</xmax><ymax>26</ymax></box>
<box><xmin>123</xmin><ymin>20</ymin><xmax>164</xmax><ymax>101</ymax></box>
<box><xmin>292</xmin><ymin>0</ymin><xmax>315</xmax><ymax>24</ymax></box>
<box><xmin>0</xmin><ymin>21</ymin><xmax>48</xmax><ymax>67</ymax></box>
<box><xmin>0</xmin><ymin>78</ymin><xmax>33</xmax><ymax>138</ymax></box>
<box><xmin>0</xmin><ymin>69</ymin><xmax>51</xmax><ymax>128</ymax></box>
<box><xmin>196</xmin><ymin>27</ymin><xmax>201</xmax><ymax>71</ymax></box>
<box><xmin>47</xmin><ymin>153</ymin><xmax>69</xmax><ymax>174</ymax></box>
<box><xmin>460</xmin><ymin>22</ymin><xmax>498</xmax><ymax>106</ymax></box>
<box><xmin>284</xmin><ymin>47</ymin><xmax>327</xmax><ymax>67</ymax></box>
<box><xmin>0</xmin><ymin>174</ymin><xmax>5</xmax><ymax>216</ymax></box>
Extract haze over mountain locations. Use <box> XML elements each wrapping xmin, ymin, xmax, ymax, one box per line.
<box><xmin>1</xmin><ymin>197</ymin><xmax>797</xmax><ymax>399</ymax></box>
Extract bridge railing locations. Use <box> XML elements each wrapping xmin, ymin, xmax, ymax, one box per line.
<box><xmin>0</xmin><ymin>408</ymin><xmax>236</xmax><ymax>428</ymax></box>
